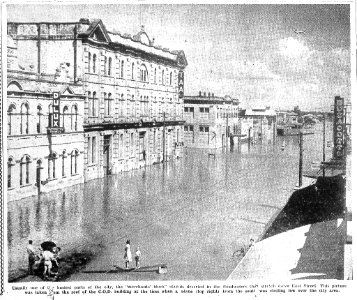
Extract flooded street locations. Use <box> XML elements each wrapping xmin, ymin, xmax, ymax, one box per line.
<box><xmin>8</xmin><ymin>123</ymin><xmax>333</xmax><ymax>281</ymax></box>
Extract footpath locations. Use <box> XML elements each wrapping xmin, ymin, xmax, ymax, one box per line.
<box><xmin>228</xmin><ymin>155</ymin><xmax>352</xmax><ymax>280</ymax></box>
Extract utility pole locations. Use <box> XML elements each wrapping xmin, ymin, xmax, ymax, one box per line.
<box><xmin>298</xmin><ymin>131</ymin><xmax>304</xmax><ymax>187</ymax></box>
<box><xmin>162</xmin><ymin>112</ymin><xmax>166</xmax><ymax>163</ymax></box>
<box><xmin>226</xmin><ymin>111</ymin><xmax>229</xmax><ymax>148</ymax></box>
<box><xmin>322</xmin><ymin>113</ymin><xmax>326</xmax><ymax>177</ymax></box>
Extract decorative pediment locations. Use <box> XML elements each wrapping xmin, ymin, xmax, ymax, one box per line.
<box><xmin>133</xmin><ymin>26</ymin><xmax>151</xmax><ymax>46</ymax></box>
<box><xmin>7</xmin><ymin>81</ymin><xmax>23</xmax><ymax>91</ymax></box>
<box><xmin>61</xmin><ymin>86</ymin><xmax>75</xmax><ymax>95</ymax></box>
<box><xmin>88</xmin><ymin>20</ymin><xmax>111</xmax><ymax>43</ymax></box>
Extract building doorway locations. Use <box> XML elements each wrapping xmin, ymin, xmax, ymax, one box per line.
<box><xmin>36</xmin><ymin>160</ymin><xmax>42</xmax><ymax>193</ymax></box>
<box><xmin>139</xmin><ymin>132</ymin><xmax>146</xmax><ymax>161</ymax></box>
<box><xmin>103</xmin><ymin>135</ymin><xmax>111</xmax><ymax>175</ymax></box>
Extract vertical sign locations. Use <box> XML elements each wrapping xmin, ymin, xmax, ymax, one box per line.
<box><xmin>333</xmin><ymin>96</ymin><xmax>344</xmax><ymax>159</ymax></box>
<box><xmin>52</xmin><ymin>92</ymin><xmax>60</xmax><ymax>128</ymax></box>
<box><xmin>178</xmin><ymin>71</ymin><xmax>184</xmax><ymax>99</ymax></box>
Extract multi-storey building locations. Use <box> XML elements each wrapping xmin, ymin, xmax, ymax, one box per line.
<box><xmin>7</xmin><ymin>36</ymin><xmax>85</xmax><ymax>201</ymax></box>
<box><xmin>239</xmin><ymin>107</ymin><xmax>277</xmax><ymax>141</ymax></box>
<box><xmin>183</xmin><ymin>92</ymin><xmax>240</xmax><ymax>148</ymax></box>
<box><xmin>7</xmin><ymin>19</ymin><xmax>188</xmax><ymax>183</ymax></box>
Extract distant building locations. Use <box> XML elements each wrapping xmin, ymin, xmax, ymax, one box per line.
<box><xmin>276</xmin><ymin>111</ymin><xmax>302</xmax><ymax>135</ymax></box>
<box><xmin>7</xmin><ymin>19</ymin><xmax>188</xmax><ymax>185</ymax></box>
<box><xmin>239</xmin><ymin>107</ymin><xmax>277</xmax><ymax>141</ymax></box>
<box><xmin>183</xmin><ymin>92</ymin><xmax>240</xmax><ymax>148</ymax></box>
<box><xmin>277</xmin><ymin>111</ymin><xmax>299</xmax><ymax>126</ymax></box>
<box><xmin>7</xmin><ymin>37</ymin><xmax>85</xmax><ymax>201</ymax></box>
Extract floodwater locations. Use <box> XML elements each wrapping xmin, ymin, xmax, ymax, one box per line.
<box><xmin>8</xmin><ymin>122</ymin><xmax>333</xmax><ymax>281</ymax></box>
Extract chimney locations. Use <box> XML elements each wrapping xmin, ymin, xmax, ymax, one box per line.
<box><xmin>208</xmin><ymin>92</ymin><xmax>211</xmax><ymax>98</ymax></box>
<box><xmin>203</xmin><ymin>92</ymin><xmax>206</xmax><ymax>97</ymax></box>
<box><xmin>199</xmin><ymin>91</ymin><xmax>201</xmax><ymax>97</ymax></box>
<box><xmin>212</xmin><ymin>93</ymin><xmax>214</xmax><ymax>97</ymax></box>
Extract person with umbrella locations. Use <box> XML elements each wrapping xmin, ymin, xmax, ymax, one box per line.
<box><xmin>40</xmin><ymin>241</ymin><xmax>56</xmax><ymax>279</ymax></box>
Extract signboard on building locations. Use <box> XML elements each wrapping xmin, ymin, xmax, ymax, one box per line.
<box><xmin>333</xmin><ymin>96</ymin><xmax>345</xmax><ymax>159</ymax></box>
<box><xmin>52</xmin><ymin>92</ymin><xmax>60</xmax><ymax>128</ymax></box>
<box><xmin>178</xmin><ymin>71</ymin><xmax>184</xmax><ymax>99</ymax></box>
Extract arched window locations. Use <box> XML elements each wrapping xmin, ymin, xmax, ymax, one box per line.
<box><xmin>154</xmin><ymin>68</ymin><xmax>157</xmax><ymax>84</ymax></box>
<box><xmin>103</xmin><ymin>92</ymin><xmax>107</xmax><ymax>116</ymax></box>
<box><xmin>104</xmin><ymin>56</ymin><xmax>107</xmax><ymax>75</ymax></box>
<box><xmin>7</xmin><ymin>104</ymin><xmax>16</xmax><ymax>135</ymax></box>
<box><xmin>92</xmin><ymin>92</ymin><xmax>97</xmax><ymax>116</ymax></box>
<box><xmin>170</xmin><ymin>72</ymin><xmax>172</xmax><ymax>85</ymax></box>
<box><xmin>131</xmin><ymin>95</ymin><xmax>135</xmax><ymax>116</ymax></box>
<box><xmin>88</xmin><ymin>52</ymin><xmax>91</xmax><ymax>72</ymax></box>
<box><xmin>162</xmin><ymin>70</ymin><xmax>165</xmax><ymax>85</ymax></box>
<box><xmin>121</xmin><ymin>60</ymin><xmax>124</xmax><ymax>78</ymax></box>
<box><xmin>71</xmin><ymin>149</ymin><xmax>79</xmax><ymax>175</ymax></box>
<box><xmin>131</xmin><ymin>62</ymin><xmax>135</xmax><ymax>80</ymax></box>
<box><xmin>93</xmin><ymin>54</ymin><xmax>96</xmax><ymax>73</ymax></box>
<box><xmin>87</xmin><ymin>91</ymin><xmax>92</xmax><ymax>116</ymax></box>
<box><xmin>62</xmin><ymin>106</ymin><xmax>68</xmax><ymax>131</ymax></box>
<box><xmin>108</xmin><ymin>57</ymin><xmax>112</xmax><ymax>76</ymax></box>
<box><xmin>62</xmin><ymin>150</ymin><xmax>67</xmax><ymax>177</ymax></box>
<box><xmin>20</xmin><ymin>155</ymin><xmax>31</xmax><ymax>186</ymax></box>
<box><xmin>20</xmin><ymin>103</ymin><xmax>29</xmax><ymax>134</ymax></box>
<box><xmin>71</xmin><ymin>105</ymin><xmax>78</xmax><ymax>131</ymax></box>
<box><xmin>140</xmin><ymin>64</ymin><xmax>148</xmax><ymax>82</ymax></box>
<box><xmin>108</xmin><ymin>93</ymin><xmax>112</xmax><ymax>116</ymax></box>
<box><xmin>8</xmin><ymin>157</ymin><xmax>15</xmax><ymax>188</ymax></box>
<box><xmin>48</xmin><ymin>152</ymin><xmax>57</xmax><ymax>179</ymax></box>
<box><xmin>37</xmin><ymin>105</ymin><xmax>42</xmax><ymax>133</ymax></box>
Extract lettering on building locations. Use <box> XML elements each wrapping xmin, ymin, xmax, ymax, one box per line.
<box><xmin>333</xmin><ymin>96</ymin><xmax>345</xmax><ymax>159</ymax></box>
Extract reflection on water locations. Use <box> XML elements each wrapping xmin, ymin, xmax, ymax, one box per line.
<box><xmin>8</xmin><ymin>123</ymin><xmax>333</xmax><ymax>279</ymax></box>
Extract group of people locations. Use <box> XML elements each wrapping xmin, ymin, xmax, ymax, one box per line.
<box><xmin>26</xmin><ymin>240</ymin><xmax>61</xmax><ymax>280</ymax></box>
<box><xmin>124</xmin><ymin>240</ymin><xmax>141</xmax><ymax>270</ymax></box>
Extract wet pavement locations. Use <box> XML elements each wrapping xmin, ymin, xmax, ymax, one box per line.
<box><xmin>8</xmin><ymin>123</ymin><xmax>333</xmax><ymax>281</ymax></box>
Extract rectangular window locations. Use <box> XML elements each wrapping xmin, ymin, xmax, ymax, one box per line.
<box><xmin>184</xmin><ymin>126</ymin><xmax>188</xmax><ymax>132</ymax></box>
<box><xmin>184</xmin><ymin>107</ymin><xmax>189</xmax><ymax>112</ymax></box>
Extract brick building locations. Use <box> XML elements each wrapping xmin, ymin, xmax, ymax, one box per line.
<box><xmin>183</xmin><ymin>92</ymin><xmax>240</xmax><ymax>148</ymax></box>
<box><xmin>7</xmin><ymin>19</ymin><xmax>188</xmax><ymax>184</ymax></box>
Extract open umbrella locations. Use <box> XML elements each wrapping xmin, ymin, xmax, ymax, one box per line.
<box><xmin>41</xmin><ymin>241</ymin><xmax>56</xmax><ymax>251</ymax></box>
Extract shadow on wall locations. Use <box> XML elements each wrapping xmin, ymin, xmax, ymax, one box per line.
<box><xmin>262</xmin><ymin>175</ymin><xmax>346</xmax><ymax>240</ymax></box>
<box><xmin>289</xmin><ymin>219</ymin><xmax>345</xmax><ymax>279</ymax></box>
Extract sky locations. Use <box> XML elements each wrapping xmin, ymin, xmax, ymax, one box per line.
<box><xmin>6</xmin><ymin>2</ymin><xmax>352</xmax><ymax>111</ymax></box>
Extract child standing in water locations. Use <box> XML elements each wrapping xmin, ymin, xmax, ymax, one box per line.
<box><xmin>135</xmin><ymin>247</ymin><xmax>141</xmax><ymax>269</ymax></box>
<box><xmin>124</xmin><ymin>240</ymin><xmax>132</xmax><ymax>269</ymax></box>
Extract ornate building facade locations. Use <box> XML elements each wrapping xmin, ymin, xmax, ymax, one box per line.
<box><xmin>7</xmin><ymin>37</ymin><xmax>85</xmax><ymax>201</ymax></box>
<box><xmin>183</xmin><ymin>92</ymin><xmax>240</xmax><ymax>148</ymax></box>
<box><xmin>7</xmin><ymin>19</ymin><xmax>188</xmax><ymax>189</ymax></box>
